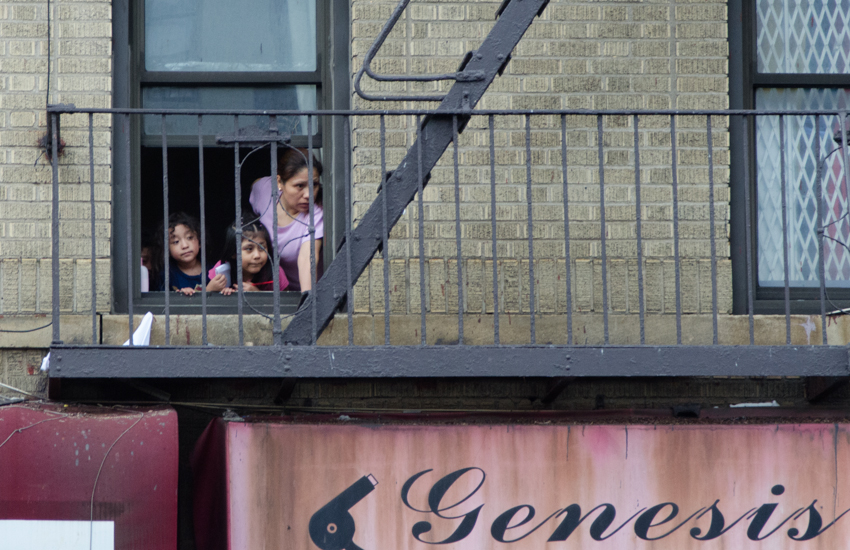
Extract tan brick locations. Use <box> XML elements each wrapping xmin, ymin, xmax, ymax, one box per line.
<box><xmin>677</xmin><ymin>40</ymin><xmax>728</xmax><ymax>57</ymax></box>
<box><xmin>590</xmin><ymin>23</ymin><xmax>640</xmax><ymax>39</ymax></box>
<box><xmin>634</xmin><ymin>6</ymin><xmax>670</xmax><ymax>20</ymax></box>
<box><xmin>676</xmin><ymin>5</ymin><xmax>727</xmax><ymax>21</ymax></box>
<box><xmin>428</xmin><ymin>259</ymin><xmax>446</xmax><ymax>312</ymax></box>
<box><xmin>11</xmin><ymin>5</ymin><xmax>37</xmax><ymax>19</ymax></box>
<box><xmin>9</xmin><ymin>75</ymin><xmax>35</xmax><ymax>91</ymax></box>
<box><xmin>8</xmin><ymin>41</ymin><xmax>35</xmax><ymax>56</ymax></box>
<box><xmin>676</xmin><ymin>22</ymin><xmax>727</xmax><ymax>39</ymax></box>
<box><xmin>551</xmin><ymin>6</ymin><xmax>601</xmax><ymax>20</ymax></box>
<box><xmin>0</xmin><ymin>23</ymin><xmax>47</xmax><ymax>38</ymax></box>
<box><xmin>508</xmin><ymin>58</ymin><xmax>560</xmax><ymax>75</ymax></box>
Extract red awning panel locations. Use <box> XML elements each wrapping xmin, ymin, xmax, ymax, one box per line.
<box><xmin>0</xmin><ymin>404</ymin><xmax>178</xmax><ymax>550</ymax></box>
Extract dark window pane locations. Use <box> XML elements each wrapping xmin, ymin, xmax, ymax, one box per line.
<box><xmin>141</xmin><ymin>86</ymin><xmax>318</xmax><ymax>136</ymax></box>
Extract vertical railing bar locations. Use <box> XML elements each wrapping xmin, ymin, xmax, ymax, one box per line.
<box><xmin>161</xmin><ymin>115</ymin><xmax>170</xmax><ymax>345</ymax></box>
<box><xmin>197</xmin><ymin>115</ymin><xmax>208</xmax><ymax>345</ymax></box>
<box><xmin>840</xmin><ymin>112</ymin><xmax>850</xmax><ymax>340</ymax></box>
<box><xmin>814</xmin><ymin>113</ymin><xmax>827</xmax><ymax>345</ymax></box>
<box><xmin>345</xmin><ymin>116</ymin><xmax>355</xmax><ymax>346</ymax></box>
<box><xmin>597</xmin><ymin>115</ymin><xmax>609</xmax><ymax>345</ymax></box>
<box><xmin>633</xmin><ymin>115</ymin><xmax>645</xmax><ymax>345</ymax></box>
<box><xmin>307</xmin><ymin>114</ymin><xmax>317</xmax><ymax>345</ymax></box>
<box><xmin>561</xmin><ymin>115</ymin><xmax>572</xmax><ymax>345</ymax></box>
<box><xmin>89</xmin><ymin>113</ymin><xmax>97</xmax><ymax>345</ymax></box>
<box><xmin>742</xmin><ymin>116</ymin><xmax>755</xmax><ymax>345</ymax></box>
<box><xmin>525</xmin><ymin>114</ymin><xmax>536</xmax><ymax>344</ymax></box>
<box><xmin>270</xmin><ymin>116</ymin><xmax>281</xmax><ymax>345</ymax></box>
<box><xmin>233</xmin><ymin>115</ymin><xmax>244</xmax><ymax>346</ymax></box>
<box><xmin>125</xmin><ymin>114</ymin><xmax>134</xmax><ymax>345</ymax></box>
<box><xmin>417</xmin><ymin>115</ymin><xmax>427</xmax><ymax>346</ymax></box>
<box><xmin>707</xmin><ymin>115</ymin><xmax>719</xmax><ymax>345</ymax></box>
<box><xmin>842</xmin><ymin>111</ymin><xmax>850</xmax><ymax>244</ymax></box>
<box><xmin>671</xmin><ymin>115</ymin><xmax>682</xmax><ymax>345</ymax></box>
<box><xmin>490</xmin><ymin>115</ymin><xmax>500</xmax><ymax>345</ymax></box>
<box><xmin>51</xmin><ymin>113</ymin><xmax>61</xmax><ymax>345</ymax></box>
<box><xmin>380</xmin><ymin>115</ymin><xmax>390</xmax><ymax>345</ymax></box>
<box><xmin>453</xmin><ymin>115</ymin><xmax>464</xmax><ymax>345</ymax></box>
<box><xmin>779</xmin><ymin>115</ymin><xmax>790</xmax><ymax>345</ymax></box>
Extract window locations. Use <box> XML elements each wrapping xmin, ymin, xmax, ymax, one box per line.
<box><xmin>112</xmin><ymin>0</ymin><xmax>349</xmax><ymax>312</ymax></box>
<box><xmin>747</xmin><ymin>0</ymin><xmax>850</xmax><ymax>298</ymax></box>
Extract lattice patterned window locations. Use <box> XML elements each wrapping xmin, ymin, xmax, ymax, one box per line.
<box><xmin>755</xmin><ymin>0</ymin><xmax>850</xmax><ymax>288</ymax></box>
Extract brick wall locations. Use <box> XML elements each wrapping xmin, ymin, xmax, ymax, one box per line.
<box><xmin>0</xmin><ymin>0</ymin><xmax>112</xmax><ymax>315</ymax></box>
<box><xmin>0</xmin><ymin>0</ymin><xmax>730</xmax><ymax>320</ymax></box>
<box><xmin>350</xmin><ymin>0</ymin><xmax>731</xmax><ymax>315</ymax></box>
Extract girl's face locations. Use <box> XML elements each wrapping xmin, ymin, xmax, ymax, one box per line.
<box><xmin>169</xmin><ymin>224</ymin><xmax>200</xmax><ymax>267</ymax></box>
<box><xmin>277</xmin><ymin>167</ymin><xmax>320</xmax><ymax>216</ymax></box>
<box><xmin>241</xmin><ymin>233</ymin><xmax>269</xmax><ymax>279</ymax></box>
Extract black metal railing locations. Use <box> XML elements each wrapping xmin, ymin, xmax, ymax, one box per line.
<box><xmin>42</xmin><ymin>105</ymin><xmax>850</xmax><ymax>379</ymax></box>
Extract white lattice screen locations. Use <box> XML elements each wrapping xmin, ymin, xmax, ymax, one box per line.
<box><xmin>756</xmin><ymin>0</ymin><xmax>850</xmax><ymax>287</ymax></box>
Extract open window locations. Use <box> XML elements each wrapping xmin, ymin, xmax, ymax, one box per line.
<box><xmin>113</xmin><ymin>0</ymin><xmax>349</xmax><ymax>313</ymax></box>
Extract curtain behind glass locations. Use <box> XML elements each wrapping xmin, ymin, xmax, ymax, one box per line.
<box><xmin>756</xmin><ymin>89</ymin><xmax>850</xmax><ymax>287</ymax></box>
<box><xmin>757</xmin><ymin>0</ymin><xmax>850</xmax><ymax>74</ymax></box>
<box><xmin>145</xmin><ymin>0</ymin><xmax>316</xmax><ymax>72</ymax></box>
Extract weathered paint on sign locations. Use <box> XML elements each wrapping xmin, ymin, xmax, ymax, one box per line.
<box><xmin>221</xmin><ymin>423</ymin><xmax>850</xmax><ymax>550</ymax></box>
<box><xmin>0</xmin><ymin>405</ymin><xmax>178</xmax><ymax>550</ymax></box>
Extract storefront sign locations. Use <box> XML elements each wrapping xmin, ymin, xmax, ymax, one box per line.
<box><xmin>196</xmin><ymin>422</ymin><xmax>850</xmax><ymax>549</ymax></box>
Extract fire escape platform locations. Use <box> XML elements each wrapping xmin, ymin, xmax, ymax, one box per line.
<box><xmin>47</xmin><ymin>344</ymin><xmax>850</xmax><ymax>379</ymax></box>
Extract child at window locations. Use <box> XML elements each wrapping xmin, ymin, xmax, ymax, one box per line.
<box><xmin>157</xmin><ymin>212</ymin><xmax>212</xmax><ymax>295</ymax></box>
<box><xmin>206</xmin><ymin>219</ymin><xmax>289</xmax><ymax>294</ymax></box>
<box><xmin>141</xmin><ymin>228</ymin><xmax>163</xmax><ymax>292</ymax></box>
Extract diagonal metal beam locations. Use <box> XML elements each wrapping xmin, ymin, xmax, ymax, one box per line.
<box><xmin>282</xmin><ymin>0</ymin><xmax>550</xmax><ymax>344</ymax></box>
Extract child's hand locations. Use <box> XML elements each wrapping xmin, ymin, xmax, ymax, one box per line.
<box><xmin>243</xmin><ymin>281</ymin><xmax>260</xmax><ymax>292</ymax></box>
<box><xmin>220</xmin><ymin>285</ymin><xmax>236</xmax><ymax>296</ymax></box>
<box><xmin>177</xmin><ymin>287</ymin><xmax>195</xmax><ymax>296</ymax></box>
<box><xmin>207</xmin><ymin>273</ymin><xmax>228</xmax><ymax>293</ymax></box>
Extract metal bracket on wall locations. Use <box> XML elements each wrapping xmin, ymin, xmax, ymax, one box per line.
<box><xmin>282</xmin><ymin>0</ymin><xmax>551</xmax><ymax>345</ymax></box>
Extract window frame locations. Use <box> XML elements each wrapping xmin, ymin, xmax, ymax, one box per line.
<box><xmin>112</xmin><ymin>0</ymin><xmax>350</xmax><ymax>314</ymax></box>
<box><xmin>732</xmin><ymin>0</ymin><xmax>850</xmax><ymax>314</ymax></box>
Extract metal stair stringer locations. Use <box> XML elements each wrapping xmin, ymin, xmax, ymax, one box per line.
<box><xmin>282</xmin><ymin>0</ymin><xmax>550</xmax><ymax>345</ymax></box>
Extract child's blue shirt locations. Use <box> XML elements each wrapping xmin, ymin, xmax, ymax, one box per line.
<box><xmin>163</xmin><ymin>264</ymin><xmax>205</xmax><ymax>292</ymax></box>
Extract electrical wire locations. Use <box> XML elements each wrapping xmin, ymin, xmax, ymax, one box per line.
<box><xmin>89</xmin><ymin>411</ymin><xmax>144</xmax><ymax>550</ymax></box>
<box><xmin>0</xmin><ymin>321</ymin><xmax>53</xmax><ymax>333</ymax></box>
<box><xmin>811</xmin><ymin>134</ymin><xmax>850</xmax><ymax>316</ymax></box>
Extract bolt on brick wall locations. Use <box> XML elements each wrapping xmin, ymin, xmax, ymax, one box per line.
<box><xmin>0</xmin><ymin>0</ymin><xmax>113</xmax><ymax>314</ymax></box>
<box><xmin>350</xmin><ymin>0</ymin><xmax>731</xmax><ymax>315</ymax></box>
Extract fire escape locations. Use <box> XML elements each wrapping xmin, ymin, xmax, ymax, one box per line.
<box><xmin>45</xmin><ymin>0</ymin><xmax>850</xmax><ymax>397</ymax></box>
<box><xmin>282</xmin><ymin>0</ymin><xmax>551</xmax><ymax>344</ymax></box>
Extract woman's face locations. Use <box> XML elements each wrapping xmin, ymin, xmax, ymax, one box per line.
<box><xmin>241</xmin><ymin>233</ymin><xmax>269</xmax><ymax>278</ymax></box>
<box><xmin>277</xmin><ymin>167</ymin><xmax>320</xmax><ymax>216</ymax></box>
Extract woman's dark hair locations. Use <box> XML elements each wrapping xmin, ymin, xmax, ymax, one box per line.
<box><xmin>219</xmin><ymin>218</ymin><xmax>276</xmax><ymax>291</ymax></box>
<box><xmin>277</xmin><ymin>147</ymin><xmax>323</xmax><ymax>206</ymax></box>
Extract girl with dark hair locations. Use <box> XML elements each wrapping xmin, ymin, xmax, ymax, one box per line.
<box><xmin>249</xmin><ymin>147</ymin><xmax>323</xmax><ymax>292</ymax></box>
<box><xmin>207</xmin><ymin>219</ymin><xmax>289</xmax><ymax>294</ymax></box>
<box><xmin>156</xmin><ymin>212</ymin><xmax>216</xmax><ymax>295</ymax></box>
